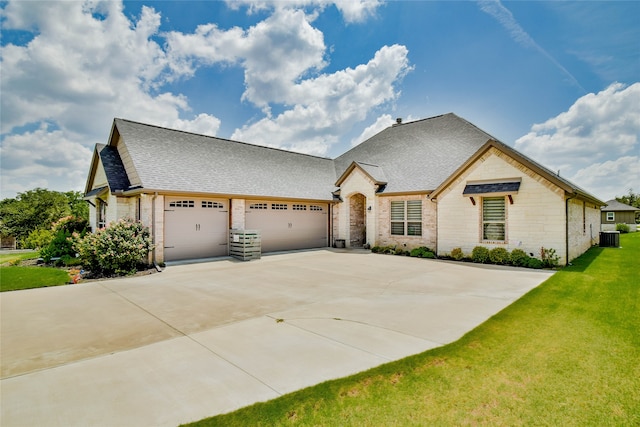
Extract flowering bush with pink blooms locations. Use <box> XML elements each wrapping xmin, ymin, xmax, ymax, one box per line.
<box><xmin>73</xmin><ymin>218</ymin><xmax>154</xmax><ymax>276</ymax></box>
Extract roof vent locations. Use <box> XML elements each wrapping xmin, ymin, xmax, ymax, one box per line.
<box><xmin>396</xmin><ymin>117</ymin><xmax>402</xmax><ymax>124</ymax></box>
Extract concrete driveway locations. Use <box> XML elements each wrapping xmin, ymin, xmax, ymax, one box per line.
<box><xmin>1</xmin><ymin>249</ymin><xmax>554</xmax><ymax>427</ymax></box>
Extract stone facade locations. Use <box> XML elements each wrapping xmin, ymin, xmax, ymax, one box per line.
<box><xmin>567</xmin><ymin>198</ymin><xmax>601</xmax><ymax>261</ymax></box>
<box><xmin>436</xmin><ymin>148</ymin><xmax>571</xmax><ymax>264</ymax></box>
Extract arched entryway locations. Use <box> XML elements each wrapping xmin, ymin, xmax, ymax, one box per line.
<box><xmin>349</xmin><ymin>193</ymin><xmax>366</xmax><ymax>247</ymax></box>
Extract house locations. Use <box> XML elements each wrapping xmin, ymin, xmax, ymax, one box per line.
<box><xmin>601</xmin><ymin>199</ymin><xmax>639</xmax><ymax>232</ymax></box>
<box><xmin>84</xmin><ymin>113</ymin><xmax>604</xmax><ymax>265</ymax></box>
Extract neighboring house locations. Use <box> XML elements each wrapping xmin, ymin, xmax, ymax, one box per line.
<box><xmin>601</xmin><ymin>199</ymin><xmax>639</xmax><ymax>232</ymax></box>
<box><xmin>84</xmin><ymin>113</ymin><xmax>604</xmax><ymax>265</ymax></box>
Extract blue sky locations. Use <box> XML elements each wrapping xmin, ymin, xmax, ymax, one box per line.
<box><xmin>1</xmin><ymin>0</ymin><xmax>638</xmax><ymax>201</ymax></box>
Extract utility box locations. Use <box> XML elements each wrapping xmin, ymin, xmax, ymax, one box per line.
<box><xmin>599</xmin><ymin>231</ymin><xmax>620</xmax><ymax>248</ymax></box>
<box><xmin>229</xmin><ymin>229</ymin><xmax>261</xmax><ymax>261</ymax></box>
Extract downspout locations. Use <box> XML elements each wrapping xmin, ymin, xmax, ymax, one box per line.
<box><xmin>565</xmin><ymin>192</ymin><xmax>577</xmax><ymax>266</ymax></box>
<box><xmin>152</xmin><ymin>192</ymin><xmax>158</xmax><ymax>267</ymax></box>
<box><xmin>429</xmin><ymin>195</ymin><xmax>438</xmax><ymax>256</ymax></box>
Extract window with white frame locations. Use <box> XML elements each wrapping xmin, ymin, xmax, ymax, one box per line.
<box><xmin>390</xmin><ymin>200</ymin><xmax>422</xmax><ymax>236</ymax></box>
<box><xmin>482</xmin><ymin>197</ymin><xmax>506</xmax><ymax>241</ymax></box>
<box><xmin>606</xmin><ymin>212</ymin><xmax>615</xmax><ymax>222</ymax></box>
<box><xmin>97</xmin><ymin>199</ymin><xmax>107</xmax><ymax>229</ymax></box>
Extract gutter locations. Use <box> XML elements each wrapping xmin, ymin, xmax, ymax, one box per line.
<box><xmin>152</xmin><ymin>192</ymin><xmax>158</xmax><ymax>266</ymax></box>
<box><xmin>429</xmin><ymin>195</ymin><xmax>438</xmax><ymax>256</ymax></box>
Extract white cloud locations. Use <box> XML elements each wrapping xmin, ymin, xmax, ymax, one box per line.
<box><xmin>515</xmin><ymin>82</ymin><xmax>640</xmax><ymax>200</ymax></box>
<box><xmin>351</xmin><ymin>114</ymin><xmax>393</xmax><ymax>146</ymax></box>
<box><xmin>0</xmin><ymin>0</ymin><xmax>221</xmax><ymax>198</ymax></box>
<box><xmin>0</xmin><ymin>125</ymin><xmax>93</xmax><ymax>198</ymax></box>
<box><xmin>226</xmin><ymin>0</ymin><xmax>382</xmax><ymax>23</ymax></box>
<box><xmin>571</xmin><ymin>156</ymin><xmax>640</xmax><ymax>201</ymax></box>
<box><xmin>231</xmin><ymin>45</ymin><xmax>411</xmax><ymax>154</ymax></box>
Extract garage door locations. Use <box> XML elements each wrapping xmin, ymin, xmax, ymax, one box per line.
<box><xmin>164</xmin><ymin>197</ymin><xmax>228</xmax><ymax>261</ymax></box>
<box><xmin>245</xmin><ymin>201</ymin><xmax>328</xmax><ymax>252</ymax></box>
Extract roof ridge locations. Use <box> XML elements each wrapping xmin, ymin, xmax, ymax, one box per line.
<box><xmin>114</xmin><ymin>118</ymin><xmax>333</xmax><ymax>161</ymax></box>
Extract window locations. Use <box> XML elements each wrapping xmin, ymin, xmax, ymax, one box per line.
<box><xmin>483</xmin><ymin>197</ymin><xmax>506</xmax><ymax>241</ymax></box>
<box><xmin>292</xmin><ymin>204</ymin><xmax>307</xmax><ymax>211</ymax></box>
<box><xmin>606</xmin><ymin>212</ymin><xmax>615</xmax><ymax>222</ymax></box>
<box><xmin>390</xmin><ymin>200</ymin><xmax>422</xmax><ymax>236</ymax></box>
<box><xmin>249</xmin><ymin>203</ymin><xmax>268</xmax><ymax>210</ymax></box>
<box><xmin>169</xmin><ymin>200</ymin><xmax>194</xmax><ymax>208</ymax></box>
<box><xmin>271</xmin><ymin>203</ymin><xmax>288</xmax><ymax>210</ymax></box>
<box><xmin>97</xmin><ymin>199</ymin><xmax>107</xmax><ymax>229</ymax></box>
<box><xmin>202</xmin><ymin>201</ymin><xmax>223</xmax><ymax>209</ymax></box>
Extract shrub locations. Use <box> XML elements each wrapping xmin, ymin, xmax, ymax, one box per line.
<box><xmin>471</xmin><ymin>246</ymin><xmax>490</xmax><ymax>263</ymax></box>
<box><xmin>489</xmin><ymin>247</ymin><xmax>510</xmax><ymax>265</ymax></box>
<box><xmin>510</xmin><ymin>249</ymin><xmax>530</xmax><ymax>267</ymax></box>
<box><xmin>73</xmin><ymin>218</ymin><xmax>154</xmax><ymax>276</ymax></box>
<box><xmin>40</xmin><ymin>216</ymin><xmax>89</xmax><ymax>263</ymax></box>
<box><xmin>616</xmin><ymin>223</ymin><xmax>630</xmax><ymax>233</ymax></box>
<box><xmin>24</xmin><ymin>228</ymin><xmax>54</xmax><ymax>250</ymax></box>
<box><xmin>526</xmin><ymin>257</ymin><xmax>544</xmax><ymax>269</ymax></box>
<box><xmin>540</xmin><ymin>247</ymin><xmax>560</xmax><ymax>268</ymax></box>
<box><xmin>410</xmin><ymin>246</ymin><xmax>436</xmax><ymax>258</ymax></box>
<box><xmin>395</xmin><ymin>249</ymin><xmax>409</xmax><ymax>256</ymax></box>
<box><xmin>450</xmin><ymin>247</ymin><xmax>464</xmax><ymax>261</ymax></box>
<box><xmin>371</xmin><ymin>246</ymin><xmax>381</xmax><ymax>253</ymax></box>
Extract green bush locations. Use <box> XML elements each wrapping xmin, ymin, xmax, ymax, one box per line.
<box><xmin>526</xmin><ymin>257</ymin><xmax>544</xmax><ymax>269</ymax></box>
<box><xmin>73</xmin><ymin>218</ymin><xmax>154</xmax><ymax>276</ymax></box>
<box><xmin>540</xmin><ymin>247</ymin><xmax>560</xmax><ymax>268</ymax></box>
<box><xmin>371</xmin><ymin>246</ymin><xmax>381</xmax><ymax>253</ymax></box>
<box><xmin>471</xmin><ymin>246</ymin><xmax>490</xmax><ymax>263</ymax></box>
<box><xmin>450</xmin><ymin>247</ymin><xmax>464</xmax><ymax>260</ymax></box>
<box><xmin>39</xmin><ymin>216</ymin><xmax>89</xmax><ymax>263</ymax></box>
<box><xmin>510</xmin><ymin>249</ymin><xmax>530</xmax><ymax>267</ymax></box>
<box><xmin>24</xmin><ymin>228</ymin><xmax>54</xmax><ymax>250</ymax></box>
<box><xmin>489</xmin><ymin>247</ymin><xmax>510</xmax><ymax>265</ymax></box>
<box><xmin>616</xmin><ymin>223</ymin><xmax>630</xmax><ymax>233</ymax></box>
<box><xmin>410</xmin><ymin>246</ymin><xmax>436</xmax><ymax>258</ymax></box>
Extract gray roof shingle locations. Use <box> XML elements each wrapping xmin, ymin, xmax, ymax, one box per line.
<box><xmin>114</xmin><ymin>119</ymin><xmax>337</xmax><ymax>201</ymax></box>
<box><xmin>98</xmin><ymin>113</ymin><xmax>602</xmax><ymax>205</ymax></box>
<box><xmin>335</xmin><ymin>113</ymin><xmax>495</xmax><ymax>193</ymax></box>
<box><xmin>99</xmin><ymin>145</ymin><xmax>130</xmax><ymax>192</ymax></box>
<box><xmin>601</xmin><ymin>199</ymin><xmax>640</xmax><ymax>212</ymax></box>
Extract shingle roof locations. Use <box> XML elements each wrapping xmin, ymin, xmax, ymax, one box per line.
<box><xmin>114</xmin><ymin>119</ymin><xmax>337</xmax><ymax>201</ymax></box>
<box><xmin>99</xmin><ymin>145</ymin><xmax>130</xmax><ymax>192</ymax></box>
<box><xmin>463</xmin><ymin>181</ymin><xmax>521</xmax><ymax>195</ymax></box>
<box><xmin>334</xmin><ymin>113</ymin><xmax>495</xmax><ymax>193</ymax></box>
<box><xmin>601</xmin><ymin>199</ymin><xmax>640</xmax><ymax>212</ymax></box>
<box><xmin>96</xmin><ymin>113</ymin><xmax>602</xmax><ymax>205</ymax></box>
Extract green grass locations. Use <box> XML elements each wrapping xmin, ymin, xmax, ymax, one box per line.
<box><xmin>0</xmin><ymin>251</ymin><xmax>38</xmax><ymax>265</ymax></box>
<box><xmin>0</xmin><ymin>266</ymin><xmax>70</xmax><ymax>292</ymax></box>
<box><xmin>185</xmin><ymin>233</ymin><xmax>640</xmax><ymax>426</ymax></box>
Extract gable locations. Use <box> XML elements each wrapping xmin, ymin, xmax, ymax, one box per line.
<box><xmin>431</xmin><ymin>141</ymin><xmax>604</xmax><ymax>206</ymax></box>
<box><xmin>335</xmin><ymin>113</ymin><xmax>495</xmax><ymax>193</ymax></box>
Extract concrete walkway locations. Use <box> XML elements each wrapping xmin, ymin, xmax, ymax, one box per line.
<box><xmin>0</xmin><ymin>249</ymin><xmax>554</xmax><ymax>426</ymax></box>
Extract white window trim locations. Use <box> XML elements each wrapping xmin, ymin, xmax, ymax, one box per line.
<box><xmin>606</xmin><ymin>212</ymin><xmax>615</xmax><ymax>222</ymax></box>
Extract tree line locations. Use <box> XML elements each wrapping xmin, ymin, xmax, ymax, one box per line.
<box><xmin>0</xmin><ymin>188</ymin><xmax>89</xmax><ymax>248</ymax></box>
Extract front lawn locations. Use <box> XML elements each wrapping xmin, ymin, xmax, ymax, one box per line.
<box><xmin>186</xmin><ymin>233</ymin><xmax>639</xmax><ymax>426</ymax></box>
<box><xmin>0</xmin><ymin>266</ymin><xmax>71</xmax><ymax>292</ymax></box>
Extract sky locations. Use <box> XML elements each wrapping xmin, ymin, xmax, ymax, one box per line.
<box><xmin>1</xmin><ymin>0</ymin><xmax>638</xmax><ymax>202</ymax></box>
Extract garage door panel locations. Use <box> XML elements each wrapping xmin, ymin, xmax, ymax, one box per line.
<box><xmin>246</xmin><ymin>202</ymin><xmax>328</xmax><ymax>253</ymax></box>
<box><xmin>164</xmin><ymin>198</ymin><xmax>228</xmax><ymax>261</ymax></box>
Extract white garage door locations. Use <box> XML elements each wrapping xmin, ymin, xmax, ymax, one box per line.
<box><xmin>245</xmin><ymin>201</ymin><xmax>328</xmax><ymax>252</ymax></box>
<box><xmin>164</xmin><ymin>197</ymin><xmax>228</xmax><ymax>261</ymax></box>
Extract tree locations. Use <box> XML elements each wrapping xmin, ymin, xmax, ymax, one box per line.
<box><xmin>0</xmin><ymin>188</ymin><xmax>89</xmax><ymax>247</ymax></box>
